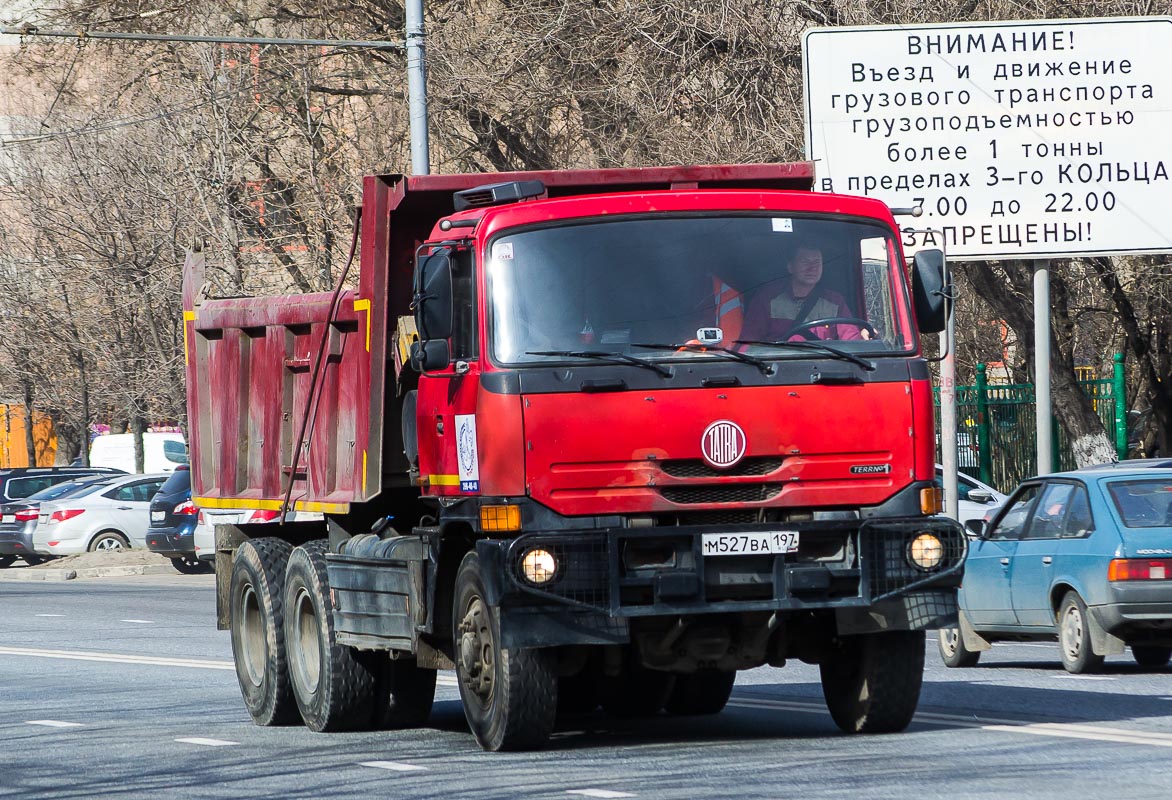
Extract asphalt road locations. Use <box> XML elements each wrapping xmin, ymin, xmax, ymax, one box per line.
<box><xmin>3</xmin><ymin>574</ymin><xmax>1172</xmax><ymax>799</ymax></box>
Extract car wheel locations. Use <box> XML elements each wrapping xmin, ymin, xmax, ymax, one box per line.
<box><xmin>937</xmin><ymin>626</ymin><xmax>981</xmax><ymax>668</ymax></box>
<box><xmin>170</xmin><ymin>555</ymin><xmax>211</xmax><ymax>574</ymax></box>
<box><xmin>820</xmin><ymin>630</ymin><xmax>925</xmax><ymax>733</ymax></box>
<box><xmin>283</xmin><ymin>540</ymin><xmax>383</xmax><ymax>732</ymax></box>
<box><xmin>89</xmin><ymin>531</ymin><xmax>129</xmax><ymax>551</ymax></box>
<box><xmin>230</xmin><ymin>538</ymin><xmax>299</xmax><ymax>726</ymax></box>
<box><xmin>0</xmin><ymin>555</ymin><xmax>16</xmax><ymax>568</ymax></box>
<box><xmin>1131</xmin><ymin>645</ymin><xmax>1172</xmax><ymax>668</ymax></box>
<box><xmin>1058</xmin><ymin>591</ymin><xmax>1105</xmax><ymax>674</ymax></box>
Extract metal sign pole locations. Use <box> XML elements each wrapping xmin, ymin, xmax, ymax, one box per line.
<box><xmin>405</xmin><ymin>0</ymin><xmax>430</xmax><ymax>175</ymax></box>
<box><xmin>1034</xmin><ymin>260</ymin><xmax>1052</xmax><ymax>475</ymax></box>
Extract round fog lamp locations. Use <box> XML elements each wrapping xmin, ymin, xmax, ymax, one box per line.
<box><xmin>908</xmin><ymin>533</ymin><xmax>945</xmax><ymax>571</ymax></box>
<box><xmin>521</xmin><ymin>548</ymin><xmax>558</xmax><ymax>585</ymax></box>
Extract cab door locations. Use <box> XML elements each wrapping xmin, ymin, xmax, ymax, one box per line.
<box><xmin>962</xmin><ymin>483</ymin><xmax>1041</xmax><ymax>628</ymax></box>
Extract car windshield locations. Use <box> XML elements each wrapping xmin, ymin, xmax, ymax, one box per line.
<box><xmin>486</xmin><ymin>214</ymin><xmax>913</xmax><ymax>365</ymax></box>
<box><xmin>1108</xmin><ymin>479</ymin><xmax>1172</xmax><ymax>528</ymax></box>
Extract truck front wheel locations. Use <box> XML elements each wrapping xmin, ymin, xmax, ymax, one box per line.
<box><xmin>453</xmin><ymin>551</ymin><xmax>556</xmax><ymax>751</ymax></box>
<box><xmin>229</xmin><ymin>538</ymin><xmax>298</xmax><ymax>726</ymax></box>
<box><xmin>819</xmin><ymin>630</ymin><xmax>925</xmax><ymax>734</ymax></box>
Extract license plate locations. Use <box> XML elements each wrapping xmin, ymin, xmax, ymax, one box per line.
<box><xmin>701</xmin><ymin>531</ymin><xmax>800</xmax><ymax>556</ymax></box>
<box><xmin>150</xmin><ymin>511</ymin><xmax>165</xmax><ymax>522</ymax></box>
<box><xmin>1</xmin><ymin>514</ymin><xmax>12</xmax><ymax>524</ymax></box>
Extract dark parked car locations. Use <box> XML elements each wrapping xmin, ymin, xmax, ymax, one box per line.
<box><xmin>0</xmin><ymin>468</ymin><xmax>125</xmax><ymax>567</ymax></box>
<box><xmin>145</xmin><ymin>466</ymin><xmax>206</xmax><ymax>574</ymax></box>
<box><xmin>938</xmin><ymin>466</ymin><xmax>1172</xmax><ymax>673</ymax></box>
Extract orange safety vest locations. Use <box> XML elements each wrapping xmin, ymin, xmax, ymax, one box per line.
<box><xmin>713</xmin><ymin>278</ymin><xmax>743</xmax><ymax>342</ymax></box>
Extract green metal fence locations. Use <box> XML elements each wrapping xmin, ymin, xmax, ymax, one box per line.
<box><xmin>935</xmin><ymin>353</ymin><xmax>1127</xmax><ymax>492</ymax></box>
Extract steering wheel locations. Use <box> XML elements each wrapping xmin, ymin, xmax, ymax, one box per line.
<box><xmin>782</xmin><ymin>316</ymin><xmax>879</xmax><ymax>341</ymax></box>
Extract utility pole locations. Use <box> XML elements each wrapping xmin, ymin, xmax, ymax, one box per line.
<box><xmin>0</xmin><ymin>22</ymin><xmax>430</xmax><ymax>174</ymax></box>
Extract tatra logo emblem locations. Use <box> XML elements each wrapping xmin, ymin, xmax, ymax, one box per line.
<box><xmin>701</xmin><ymin>420</ymin><xmax>746</xmax><ymax>469</ymax></box>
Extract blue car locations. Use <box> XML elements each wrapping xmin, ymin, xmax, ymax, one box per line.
<box><xmin>939</xmin><ymin>466</ymin><xmax>1172</xmax><ymax>673</ymax></box>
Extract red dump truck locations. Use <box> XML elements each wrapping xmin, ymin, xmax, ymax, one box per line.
<box><xmin>183</xmin><ymin>163</ymin><xmax>964</xmax><ymax>751</ymax></box>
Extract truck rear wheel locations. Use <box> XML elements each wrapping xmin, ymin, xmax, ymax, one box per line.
<box><xmin>229</xmin><ymin>538</ymin><xmax>298</xmax><ymax>726</ymax></box>
<box><xmin>665</xmin><ymin>669</ymin><xmax>736</xmax><ymax>715</ymax></box>
<box><xmin>453</xmin><ymin>551</ymin><xmax>556</xmax><ymax>751</ymax></box>
<box><xmin>284</xmin><ymin>540</ymin><xmax>381</xmax><ymax>732</ymax></box>
<box><xmin>820</xmin><ymin>630</ymin><xmax>925</xmax><ymax>734</ymax></box>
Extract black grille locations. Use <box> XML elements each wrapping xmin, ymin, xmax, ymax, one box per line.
<box><xmin>508</xmin><ymin>534</ymin><xmax>609</xmax><ymax>609</ymax></box>
<box><xmin>660</xmin><ymin>484</ymin><xmax>782</xmax><ymax>504</ymax></box>
<box><xmin>659</xmin><ymin>458</ymin><xmax>783</xmax><ymax>478</ymax></box>
<box><xmin>861</xmin><ymin>520</ymin><xmax>966</xmax><ymax>600</ymax></box>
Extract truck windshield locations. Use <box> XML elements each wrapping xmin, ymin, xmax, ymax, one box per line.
<box><xmin>486</xmin><ymin>214</ymin><xmax>913</xmax><ymax>365</ymax></box>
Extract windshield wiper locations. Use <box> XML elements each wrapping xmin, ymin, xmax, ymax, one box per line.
<box><xmin>734</xmin><ymin>339</ymin><xmax>876</xmax><ymax>371</ymax></box>
<box><xmin>630</xmin><ymin>342</ymin><xmax>772</xmax><ymax>375</ymax></box>
<box><xmin>526</xmin><ymin>350</ymin><xmax>672</xmax><ymax>377</ymax></box>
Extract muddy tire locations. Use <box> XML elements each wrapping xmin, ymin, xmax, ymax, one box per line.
<box><xmin>665</xmin><ymin>669</ymin><xmax>736</xmax><ymax>716</ymax></box>
<box><xmin>820</xmin><ymin>630</ymin><xmax>925</xmax><ymax>734</ymax></box>
<box><xmin>453</xmin><ymin>551</ymin><xmax>556</xmax><ymax>751</ymax></box>
<box><xmin>230</xmin><ymin>537</ymin><xmax>299</xmax><ymax>726</ymax></box>
<box><xmin>284</xmin><ymin>540</ymin><xmax>382</xmax><ymax>732</ymax></box>
<box><xmin>937</xmin><ymin>626</ymin><xmax>981</xmax><ymax>668</ymax></box>
<box><xmin>1058</xmin><ymin>591</ymin><xmax>1105</xmax><ymax>675</ymax></box>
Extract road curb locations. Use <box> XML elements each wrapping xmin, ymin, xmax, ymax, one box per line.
<box><xmin>2</xmin><ymin>563</ymin><xmax>177</xmax><ymax>581</ymax></box>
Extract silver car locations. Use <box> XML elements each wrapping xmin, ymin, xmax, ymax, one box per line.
<box><xmin>33</xmin><ymin>473</ymin><xmax>169</xmax><ymax>555</ymax></box>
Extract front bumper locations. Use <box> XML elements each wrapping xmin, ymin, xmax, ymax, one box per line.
<box><xmin>480</xmin><ymin>517</ymin><xmax>965</xmax><ymax>618</ymax></box>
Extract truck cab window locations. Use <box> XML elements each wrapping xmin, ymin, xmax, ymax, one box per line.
<box><xmin>451</xmin><ymin>249</ymin><xmax>477</xmax><ymax>361</ymax></box>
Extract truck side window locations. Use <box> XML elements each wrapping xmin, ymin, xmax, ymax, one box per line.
<box><xmin>451</xmin><ymin>249</ymin><xmax>477</xmax><ymax>361</ymax></box>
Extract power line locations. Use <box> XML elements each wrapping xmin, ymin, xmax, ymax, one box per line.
<box><xmin>0</xmin><ymin>26</ymin><xmax>403</xmax><ymax>51</ymax></box>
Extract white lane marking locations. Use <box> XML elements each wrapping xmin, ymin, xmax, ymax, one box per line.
<box><xmin>175</xmin><ymin>737</ymin><xmax>237</xmax><ymax>747</ymax></box>
<box><xmin>730</xmin><ymin>697</ymin><xmax>1172</xmax><ymax>748</ymax></box>
<box><xmin>0</xmin><ymin>646</ymin><xmax>234</xmax><ymax>670</ymax></box>
<box><xmin>120</xmin><ymin>619</ymin><xmax>155</xmax><ymax>624</ymax></box>
<box><xmin>26</xmin><ymin>720</ymin><xmax>83</xmax><ymax>728</ymax></box>
<box><xmin>360</xmin><ymin>761</ymin><xmax>428</xmax><ymax>772</ymax></box>
<box><xmin>1052</xmin><ymin>674</ymin><xmax>1117</xmax><ymax>681</ymax></box>
<box><xmin>566</xmin><ymin>791</ymin><xmax>636</xmax><ymax>799</ymax></box>
<box><xmin>35</xmin><ymin>614</ymin><xmax>64</xmax><ymax>618</ymax></box>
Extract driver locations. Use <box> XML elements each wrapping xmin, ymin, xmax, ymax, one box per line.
<box><xmin>741</xmin><ymin>245</ymin><xmax>867</xmax><ymax>341</ymax></box>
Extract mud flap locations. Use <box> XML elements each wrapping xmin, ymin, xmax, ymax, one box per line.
<box><xmin>1087</xmin><ymin>606</ymin><xmax>1126</xmax><ymax>657</ymax></box>
<box><xmin>958</xmin><ymin>609</ymin><xmax>992</xmax><ymax>652</ymax></box>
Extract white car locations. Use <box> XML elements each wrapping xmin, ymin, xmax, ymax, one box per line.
<box><xmin>936</xmin><ymin>465</ymin><xmax>1007</xmax><ymax>525</ymax></box>
<box><xmin>33</xmin><ymin>473</ymin><xmax>169</xmax><ymax>555</ymax></box>
<box><xmin>193</xmin><ymin>508</ymin><xmax>324</xmax><ymax>563</ymax></box>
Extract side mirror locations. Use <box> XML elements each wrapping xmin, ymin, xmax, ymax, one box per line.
<box><xmin>414</xmin><ymin>250</ymin><xmax>453</xmax><ymax>341</ymax></box>
<box><xmin>964</xmin><ymin>518</ymin><xmax>987</xmax><ymax>538</ymax></box>
<box><xmin>410</xmin><ymin>339</ymin><xmax>451</xmax><ymax>372</ymax></box>
<box><xmin>967</xmin><ymin>489</ymin><xmax>994</xmax><ymax>504</ymax></box>
<box><xmin>911</xmin><ymin>249</ymin><xmax>948</xmax><ymax>334</ymax></box>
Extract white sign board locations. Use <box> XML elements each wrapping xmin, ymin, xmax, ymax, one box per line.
<box><xmin>804</xmin><ymin>17</ymin><xmax>1172</xmax><ymax>260</ymax></box>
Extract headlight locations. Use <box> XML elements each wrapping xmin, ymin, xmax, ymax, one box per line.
<box><xmin>520</xmin><ymin>548</ymin><xmax>558</xmax><ymax>585</ymax></box>
<box><xmin>907</xmin><ymin>533</ymin><xmax>944</xmax><ymax>571</ymax></box>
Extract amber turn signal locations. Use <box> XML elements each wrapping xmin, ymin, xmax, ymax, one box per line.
<box><xmin>480</xmin><ymin>504</ymin><xmax>521</xmax><ymax>532</ymax></box>
<box><xmin>920</xmin><ymin>486</ymin><xmax>943</xmax><ymax>515</ymax></box>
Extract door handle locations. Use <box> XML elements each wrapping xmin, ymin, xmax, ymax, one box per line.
<box><xmin>117</xmin><ymin>506</ymin><xmax>133</xmax><ymax>510</ymax></box>
<box><xmin>1042</xmin><ymin>556</ymin><xmax>1053</xmax><ymax>565</ymax></box>
<box><xmin>1000</xmin><ymin>558</ymin><xmax>1010</xmax><ymax>566</ymax></box>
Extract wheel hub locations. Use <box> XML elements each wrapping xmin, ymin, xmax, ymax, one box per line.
<box><xmin>1062</xmin><ymin>606</ymin><xmax>1084</xmax><ymax>659</ymax></box>
<box><xmin>457</xmin><ymin>597</ymin><xmax>494</xmax><ymax>701</ymax></box>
